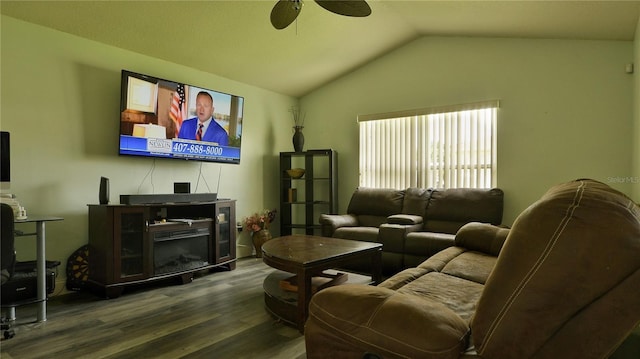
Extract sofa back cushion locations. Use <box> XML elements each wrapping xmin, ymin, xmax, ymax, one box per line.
<box><xmin>424</xmin><ymin>188</ymin><xmax>504</xmax><ymax>234</ymax></box>
<box><xmin>471</xmin><ymin>179</ymin><xmax>640</xmax><ymax>358</ymax></box>
<box><xmin>401</xmin><ymin>187</ymin><xmax>431</xmax><ymax>215</ymax></box>
<box><xmin>347</xmin><ymin>187</ymin><xmax>405</xmax><ymax>219</ymax></box>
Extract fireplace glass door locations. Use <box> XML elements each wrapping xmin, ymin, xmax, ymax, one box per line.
<box><xmin>151</xmin><ymin>220</ymin><xmax>212</xmax><ymax>275</ymax></box>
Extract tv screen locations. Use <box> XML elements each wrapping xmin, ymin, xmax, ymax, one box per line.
<box><xmin>0</xmin><ymin>131</ymin><xmax>9</xmax><ymax>183</ymax></box>
<box><xmin>119</xmin><ymin>70</ymin><xmax>244</xmax><ymax>164</ymax></box>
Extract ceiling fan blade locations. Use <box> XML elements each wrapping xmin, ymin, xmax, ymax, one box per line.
<box><xmin>315</xmin><ymin>0</ymin><xmax>371</xmax><ymax>17</ymax></box>
<box><xmin>271</xmin><ymin>0</ymin><xmax>302</xmax><ymax>30</ymax></box>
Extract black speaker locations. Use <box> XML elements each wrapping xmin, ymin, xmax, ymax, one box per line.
<box><xmin>99</xmin><ymin>177</ymin><xmax>109</xmax><ymax>204</ymax></box>
<box><xmin>174</xmin><ymin>182</ymin><xmax>190</xmax><ymax>194</ymax></box>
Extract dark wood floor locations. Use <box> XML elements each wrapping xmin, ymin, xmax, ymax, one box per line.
<box><xmin>0</xmin><ymin>258</ymin><xmax>307</xmax><ymax>359</ymax></box>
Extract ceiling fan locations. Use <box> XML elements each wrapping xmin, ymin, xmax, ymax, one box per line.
<box><xmin>270</xmin><ymin>0</ymin><xmax>372</xmax><ymax>30</ymax></box>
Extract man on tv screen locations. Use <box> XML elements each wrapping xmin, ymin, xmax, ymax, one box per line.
<box><xmin>177</xmin><ymin>91</ymin><xmax>229</xmax><ymax>146</ymax></box>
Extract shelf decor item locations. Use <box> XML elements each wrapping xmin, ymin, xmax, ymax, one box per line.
<box><xmin>293</xmin><ymin>127</ymin><xmax>304</xmax><ymax>152</ymax></box>
<box><xmin>290</xmin><ymin>106</ymin><xmax>306</xmax><ymax>152</ymax></box>
<box><xmin>286</xmin><ymin>168</ymin><xmax>305</xmax><ymax>179</ymax></box>
<box><xmin>252</xmin><ymin>229</ymin><xmax>272</xmax><ymax>258</ymax></box>
<box><xmin>243</xmin><ymin>208</ymin><xmax>277</xmax><ymax>257</ymax></box>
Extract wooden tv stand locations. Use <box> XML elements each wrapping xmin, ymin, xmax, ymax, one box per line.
<box><xmin>87</xmin><ymin>199</ymin><xmax>236</xmax><ymax>298</ymax></box>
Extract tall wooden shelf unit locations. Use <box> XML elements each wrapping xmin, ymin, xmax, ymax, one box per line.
<box><xmin>280</xmin><ymin>149</ymin><xmax>338</xmax><ymax>235</ymax></box>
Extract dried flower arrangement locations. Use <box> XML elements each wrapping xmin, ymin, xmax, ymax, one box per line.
<box><xmin>243</xmin><ymin>209</ymin><xmax>277</xmax><ymax>233</ymax></box>
<box><xmin>290</xmin><ymin>106</ymin><xmax>306</xmax><ymax>128</ymax></box>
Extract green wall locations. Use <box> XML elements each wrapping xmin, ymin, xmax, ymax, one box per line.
<box><xmin>0</xmin><ymin>16</ymin><xmax>297</xmax><ymax>271</ymax></box>
<box><xmin>300</xmin><ymin>36</ymin><xmax>635</xmax><ymax>224</ymax></box>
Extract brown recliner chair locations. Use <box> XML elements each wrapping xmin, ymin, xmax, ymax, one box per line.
<box><xmin>305</xmin><ymin>179</ymin><xmax>640</xmax><ymax>358</ymax></box>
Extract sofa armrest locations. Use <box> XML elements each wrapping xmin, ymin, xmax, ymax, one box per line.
<box><xmin>379</xmin><ymin>223</ymin><xmax>422</xmax><ymax>253</ymax></box>
<box><xmin>319</xmin><ymin>214</ymin><xmax>359</xmax><ymax>237</ymax></box>
<box><xmin>454</xmin><ymin>222</ymin><xmax>510</xmax><ymax>256</ymax></box>
<box><xmin>306</xmin><ymin>285</ymin><xmax>470</xmax><ymax>359</ymax></box>
<box><xmin>387</xmin><ymin>214</ymin><xmax>423</xmax><ymax>225</ymax></box>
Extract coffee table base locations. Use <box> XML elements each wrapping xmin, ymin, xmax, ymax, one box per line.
<box><xmin>263</xmin><ymin>269</ymin><xmax>372</xmax><ymax>330</ymax></box>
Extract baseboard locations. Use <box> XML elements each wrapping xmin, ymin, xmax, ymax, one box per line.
<box><xmin>51</xmin><ymin>278</ymin><xmax>72</xmax><ymax>297</ymax></box>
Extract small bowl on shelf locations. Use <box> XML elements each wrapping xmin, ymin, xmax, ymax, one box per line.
<box><xmin>286</xmin><ymin>168</ymin><xmax>305</xmax><ymax>179</ymax></box>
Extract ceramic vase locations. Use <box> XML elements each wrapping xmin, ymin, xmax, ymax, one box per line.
<box><xmin>293</xmin><ymin>126</ymin><xmax>304</xmax><ymax>152</ymax></box>
<box><xmin>252</xmin><ymin>229</ymin><xmax>272</xmax><ymax>258</ymax></box>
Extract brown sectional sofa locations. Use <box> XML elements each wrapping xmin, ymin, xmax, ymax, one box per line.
<box><xmin>306</xmin><ymin>179</ymin><xmax>640</xmax><ymax>358</ymax></box>
<box><xmin>319</xmin><ymin>186</ymin><xmax>504</xmax><ymax>274</ymax></box>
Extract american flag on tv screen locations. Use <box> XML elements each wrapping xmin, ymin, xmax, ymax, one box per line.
<box><xmin>170</xmin><ymin>84</ymin><xmax>186</xmax><ymax>134</ymax></box>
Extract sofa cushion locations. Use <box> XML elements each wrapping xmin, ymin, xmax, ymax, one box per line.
<box><xmin>378</xmin><ymin>267</ymin><xmax>432</xmax><ymax>290</ymax></box>
<box><xmin>401</xmin><ymin>187</ymin><xmax>431</xmax><ymax>215</ymax></box>
<box><xmin>424</xmin><ymin>188</ymin><xmax>504</xmax><ymax>234</ymax></box>
<box><xmin>383</xmin><ymin>246</ymin><xmax>496</xmax><ymax>321</ymax></box>
<box><xmin>334</xmin><ymin>226</ymin><xmax>379</xmax><ymax>243</ymax></box>
<box><xmin>398</xmin><ymin>272</ymin><xmax>485</xmax><ymax>322</ymax></box>
<box><xmin>440</xmin><ymin>251</ymin><xmax>497</xmax><ymax>285</ymax></box>
<box><xmin>403</xmin><ymin>222</ymin><xmax>508</xmax><ymax>270</ymax></box>
<box><xmin>307</xmin><ymin>285</ymin><xmax>470</xmax><ymax>359</ymax></box>
<box><xmin>418</xmin><ymin>246</ymin><xmax>468</xmax><ymax>272</ymax></box>
<box><xmin>356</xmin><ymin>214</ymin><xmax>389</xmax><ymax>228</ymax></box>
<box><xmin>405</xmin><ymin>231</ymin><xmax>456</xmax><ymax>257</ymax></box>
<box><xmin>347</xmin><ymin>187</ymin><xmax>405</xmax><ymax>217</ymax></box>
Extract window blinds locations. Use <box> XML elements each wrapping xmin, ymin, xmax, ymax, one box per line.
<box><xmin>358</xmin><ymin>100</ymin><xmax>498</xmax><ymax>189</ymax></box>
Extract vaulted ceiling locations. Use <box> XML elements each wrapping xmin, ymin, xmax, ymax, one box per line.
<box><xmin>2</xmin><ymin>0</ymin><xmax>639</xmax><ymax>97</ymax></box>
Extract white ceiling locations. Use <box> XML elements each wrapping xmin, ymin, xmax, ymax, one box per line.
<box><xmin>2</xmin><ymin>0</ymin><xmax>639</xmax><ymax>97</ymax></box>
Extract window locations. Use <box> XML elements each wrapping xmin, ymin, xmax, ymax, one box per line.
<box><xmin>358</xmin><ymin>100</ymin><xmax>499</xmax><ymax>189</ymax></box>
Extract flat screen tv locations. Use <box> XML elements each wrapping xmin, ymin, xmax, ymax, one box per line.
<box><xmin>119</xmin><ymin>70</ymin><xmax>244</xmax><ymax>164</ymax></box>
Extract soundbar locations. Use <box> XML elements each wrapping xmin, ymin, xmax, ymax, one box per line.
<box><xmin>120</xmin><ymin>193</ymin><xmax>218</xmax><ymax>205</ymax></box>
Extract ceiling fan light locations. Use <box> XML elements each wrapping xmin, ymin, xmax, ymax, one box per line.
<box><xmin>291</xmin><ymin>0</ymin><xmax>303</xmax><ymax>12</ymax></box>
